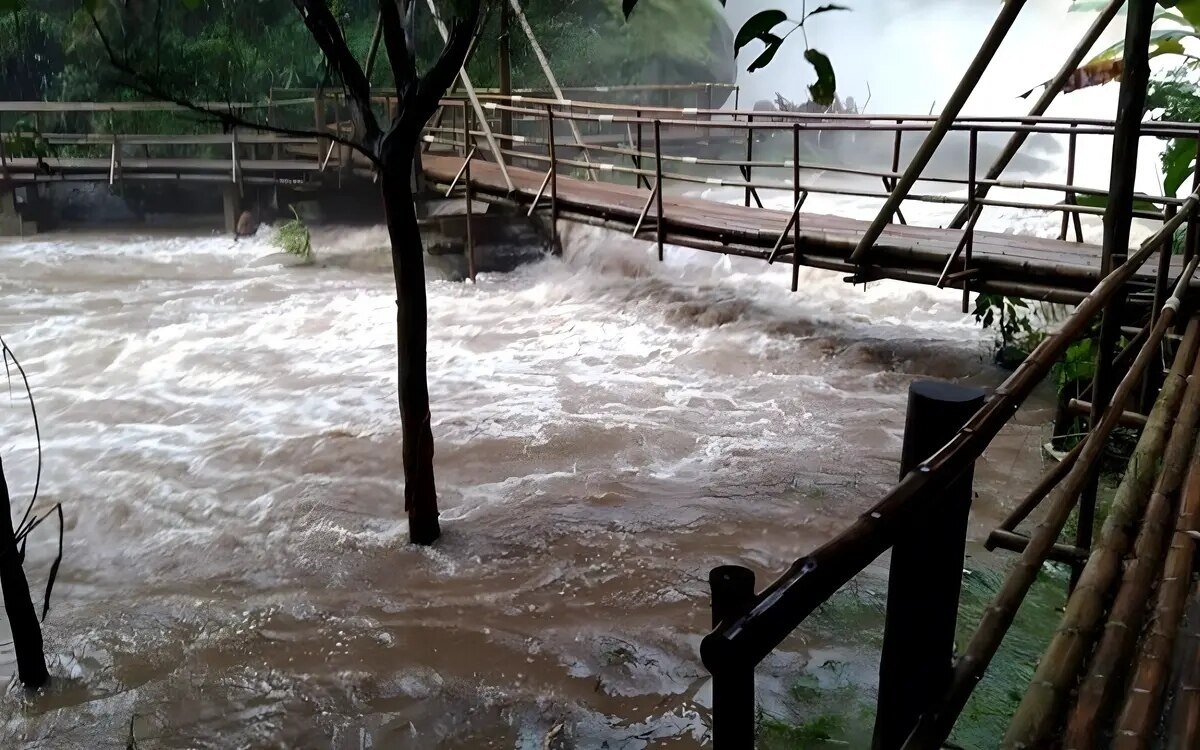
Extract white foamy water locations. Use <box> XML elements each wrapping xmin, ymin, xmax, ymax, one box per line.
<box><xmin>0</xmin><ymin>216</ymin><xmax>1055</xmax><ymax>748</ymax></box>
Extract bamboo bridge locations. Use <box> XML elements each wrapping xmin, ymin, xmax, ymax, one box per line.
<box><xmin>6</xmin><ymin>38</ymin><xmax>1200</xmax><ymax>750</ymax></box>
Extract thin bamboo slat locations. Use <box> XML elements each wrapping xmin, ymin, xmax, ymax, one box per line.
<box><xmin>1001</xmin><ymin>317</ymin><xmax>1200</xmax><ymax>748</ymax></box>
<box><xmin>1061</xmin><ymin>351</ymin><xmax>1200</xmax><ymax>748</ymax></box>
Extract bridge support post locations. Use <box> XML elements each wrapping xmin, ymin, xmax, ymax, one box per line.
<box><xmin>708</xmin><ymin>565</ymin><xmax>756</xmax><ymax>749</ymax></box>
<box><xmin>872</xmin><ymin>380</ymin><xmax>983</xmax><ymax>750</ymax></box>
<box><xmin>222</xmin><ymin>184</ymin><xmax>241</xmax><ymax>235</ymax></box>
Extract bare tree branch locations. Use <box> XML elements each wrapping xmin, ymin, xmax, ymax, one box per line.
<box><xmin>415</xmin><ymin>1</ymin><xmax>483</xmax><ymax>124</ymax></box>
<box><xmin>380</xmin><ymin>0</ymin><xmax>417</xmax><ymax>102</ymax></box>
<box><xmin>87</xmin><ymin>9</ymin><xmax>381</xmax><ymax>168</ymax></box>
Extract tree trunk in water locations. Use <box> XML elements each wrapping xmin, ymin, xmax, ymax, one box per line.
<box><xmin>0</xmin><ymin>457</ymin><xmax>49</xmax><ymax>687</ymax></box>
<box><xmin>381</xmin><ymin>166</ymin><xmax>439</xmax><ymax>545</ymax></box>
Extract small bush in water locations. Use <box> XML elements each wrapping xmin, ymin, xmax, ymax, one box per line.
<box><xmin>272</xmin><ymin>207</ymin><xmax>312</xmax><ymax>262</ymax></box>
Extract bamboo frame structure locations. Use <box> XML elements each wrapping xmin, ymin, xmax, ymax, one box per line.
<box><xmin>1063</xmin><ymin>348</ymin><xmax>1200</xmax><ymax>747</ymax></box>
<box><xmin>1111</xmin><ymin>432</ymin><xmax>1200</xmax><ymax>746</ymax></box>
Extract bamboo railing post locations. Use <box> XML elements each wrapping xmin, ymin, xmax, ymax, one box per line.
<box><xmin>792</xmin><ymin>122</ymin><xmax>802</xmax><ymax>292</ymax></box>
<box><xmin>963</xmin><ymin>128</ymin><xmax>978</xmax><ymax>313</ymax></box>
<box><xmin>850</xmin><ymin>0</ymin><xmax>1031</xmax><ymax>261</ymax></box>
<box><xmin>1146</xmin><ymin>203</ymin><xmax>1180</xmax><ymax>412</ymax></box>
<box><xmin>654</xmin><ymin>118</ymin><xmax>665</xmax><ymax>261</ymax></box>
<box><xmin>709</xmin><ymin>565</ymin><xmax>757</xmax><ymax>749</ymax></box>
<box><xmin>1079</xmin><ymin>0</ymin><xmax>1158</xmax><ymax>575</ymax></box>
<box><xmin>889</xmin><ymin>121</ymin><xmax>907</xmax><ymax>225</ymax></box>
<box><xmin>547</xmin><ymin>104</ymin><xmax>559</xmax><ymax>253</ymax></box>
<box><xmin>1186</xmin><ymin>129</ymin><xmax>1200</xmax><ymax>267</ymax></box>
<box><xmin>744</xmin><ymin>114</ymin><xmax>754</xmax><ymax>208</ymax></box>
<box><xmin>465</xmin><ymin>150</ymin><xmax>476</xmax><ymax>281</ymax></box>
<box><xmin>1061</xmin><ymin>347</ymin><xmax>1200</xmax><ymax>748</ymax></box>
<box><xmin>1060</xmin><ymin>125</ymin><xmax>1084</xmax><ymax>242</ymax></box>
<box><xmin>635</xmin><ymin>110</ymin><xmax>650</xmax><ymax>190</ymax></box>
<box><xmin>873</xmin><ymin>381</ymin><xmax>983</xmax><ymax>750</ymax></box>
<box><xmin>461</xmin><ymin>100</ymin><xmax>470</xmax><ymax>157</ymax></box>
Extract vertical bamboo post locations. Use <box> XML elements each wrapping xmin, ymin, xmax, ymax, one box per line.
<box><xmin>655</xmin><ymin>119</ymin><xmax>665</xmax><ymax>262</ymax></box>
<box><xmin>873</xmin><ymin>381</ymin><xmax>984</xmax><ymax>750</ymax></box>
<box><xmin>465</xmin><ymin>151</ymin><xmax>476</xmax><ymax>282</ymax></box>
<box><xmin>1186</xmin><ymin>130</ymin><xmax>1200</xmax><ymax>267</ymax></box>
<box><xmin>498</xmin><ymin>2</ymin><xmax>513</xmax><ymax>140</ymax></box>
<box><xmin>792</xmin><ymin>123</ymin><xmax>802</xmax><ymax>293</ymax></box>
<box><xmin>547</xmin><ymin>104</ymin><xmax>559</xmax><ymax>253</ymax></box>
<box><xmin>635</xmin><ymin>111</ymin><xmax>650</xmax><ymax>190</ymax></box>
<box><xmin>744</xmin><ymin>114</ymin><xmax>754</xmax><ymax>208</ymax></box>
<box><xmin>704</xmin><ymin>83</ymin><xmax>714</xmax><ymax>141</ymax></box>
<box><xmin>1060</xmin><ymin>125</ymin><xmax>1083</xmax><ymax>242</ymax></box>
<box><xmin>1145</xmin><ymin>203</ymin><xmax>1179</xmax><ymax>412</ymax></box>
<box><xmin>889</xmin><ymin>121</ymin><xmax>906</xmax><ymax>225</ymax></box>
<box><xmin>462</xmin><ymin>100</ymin><xmax>470</xmax><ymax>157</ymax></box>
<box><xmin>1078</xmin><ymin>0</ymin><xmax>1158</xmax><ymax>572</ymax></box>
<box><xmin>709</xmin><ymin>565</ymin><xmax>757</xmax><ymax>749</ymax></box>
<box><xmin>963</xmin><ymin>129</ymin><xmax>977</xmax><ymax>314</ymax></box>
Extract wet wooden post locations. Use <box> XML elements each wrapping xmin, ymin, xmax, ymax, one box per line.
<box><xmin>0</xmin><ymin>458</ymin><xmax>48</xmax><ymax>688</ymax></box>
<box><xmin>792</xmin><ymin>123</ymin><xmax>802</xmax><ymax>293</ymax></box>
<box><xmin>465</xmin><ymin>150</ymin><xmax>476</xmax><ymax>281</ymax></box>
<box><xmin>1079</xmin><ymin>0</ymin><xmax>1157</xmax><ymax>575</ymax></box>
<box><xmin>547</xmin><ymin>104</ymin><xmax>559</xmax><ymax>253</ymax></box>
<box><xmin>1186</xmin><ymin>128</ymin><xmax>1200</xmax><ymax>268</ymax></box>
<box><xmin>704</xmin><ymin>83</ymin><xmax>713</xmax><ymax>141</ymax></box>
<box><xmin>634</xmin><ymin>110</ymin><xmax>650</xmax><ymax>190</ymax></box>
<box><xmin>872</xmin><ymin>380</ymin><xmax>983</xmax><ymax>750</ymax></box>
<box><xmin>1145</xmin><ymin>203</ymin><xmax>1178</xmax><ymax>411</ymax></box>
<box><xmin>498</xmin><ymin>2</ymin><xmax>513</xmax><ymax>140</ymax></box>
<box><xmin>887</xmin><ymin>121</ymin><xmax>907</xmax><ymax>225</ymax></box>
<box><xmin>744</xmin><ymin>114</ymin><xmax>754</xmax><ymax>208</ymax></box>
<box><xmin>654</xmin><ymin>118</ymin><xmax>665</xmax><ymax>261</ymax></box>
<box><xmin>1060</xmin><ymin>124</ymin><xmax>1084</xmax><ymax>242</ymax></box>
<box><xmin>709</xmin><ymin>565</ymin><xmax>756</xmax><ymax>749</ymax></box>
<box><xmin>963</xmin><ymin>128</ymin><xmax>978</xmax><ymax>313</ymax></box>
<box><xmin>462</xmin><ymin>100</ymin><xmax>471</xmax><ymax>157</ymax></box>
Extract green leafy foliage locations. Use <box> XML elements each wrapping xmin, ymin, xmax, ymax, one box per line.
<box><xmin>271</xmin><ymin>206</ymin><xmax>313</xmax><ymax>262</ymax></box>
<box><xmin>628</xmin><ymin>1</ymin><xmax>848</xmax><ymax>105</ymax></box>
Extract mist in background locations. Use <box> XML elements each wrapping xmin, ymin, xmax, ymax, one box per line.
<box><xmin>722</xmin><ymin>0</ymin><xmax>1167</xmax><ymax>193</ymax></box>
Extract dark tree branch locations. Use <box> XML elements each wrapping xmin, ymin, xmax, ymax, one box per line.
<box><xmin>87</xmin><ymin>10</ymin><xmax>381</xmax><ymax>168</ymax></box>
<box><xmin>290</xmin><ymin>0</ymin><xmax>381</xmax><ymax>149</ymax></box>
<box><xmin>380</xmin><ymin>0</ymin><xmax>417</xmax><ymax>101</ymax></box>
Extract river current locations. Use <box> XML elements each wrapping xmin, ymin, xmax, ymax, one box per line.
<box><xmin>0</xmin><ymin>183</ymin><xmax>1078</xmax><ymax>749</ymax></box>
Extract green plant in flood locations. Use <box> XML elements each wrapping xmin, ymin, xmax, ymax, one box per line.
<box><xmin>271</xmin><ymin>206</ymin><xmax>312</xmax><ymax>263</ymax></box>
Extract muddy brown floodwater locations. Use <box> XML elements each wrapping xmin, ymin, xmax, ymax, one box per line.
<box><xmin>0</xmin><ymin>212</ymin><xmax>1059</xmax><ymax>748</ymax></box>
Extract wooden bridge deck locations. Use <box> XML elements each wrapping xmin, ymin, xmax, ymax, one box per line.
<box><xmin>423</xmin><ymin>154</ymin><xmax>1178</xmax><ymax>303</ymax></box>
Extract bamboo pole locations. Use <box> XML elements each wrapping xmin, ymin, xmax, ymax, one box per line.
<box><xmin>948</xmin><ymin>0</ymin><xmax>1124</xmax><ymax>230</ymax></box>
<box><xmin>1059</xmin><ymin>349</ymin><xmax>1200</xmax><ymax>748</ymax></box>
<box><xmin>991</xmin><ymin>440</ymin><xmax>1086</xmax><ymax>535</ymax></box>
<box><xmin>849</xmin><ymin>0</ymin><xmax>1031</xmax><ymax>261</ymax></box>
<box><xmin>1078</xmin><ymin>0</ymin><xmax>1159</xmax><ymax>569</ymax></box>
<box><xmin>1166</xmin><ymin>587</ymin><xmax>1200</xmax><ymax>750</ymax></box>
<box><xmin>1111</xmin><ymin>439</ymin><xmax>1200</xmax><ymax>747</ymax></box>
<box><xmin>901</xmin><ymin>258</ymin><xmax>1200</xmax><ymax>750</ymax></box>
<box><xmin>1002</xmin><ymin>315</ymin><xmax>1200</xmax><ymax>749</ymax></box>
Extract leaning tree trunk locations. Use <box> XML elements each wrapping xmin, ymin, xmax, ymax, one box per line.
<box><xmin>381</xmin><ymin>165</ymin><xmax>439</xmax><ymax>545</ymax></box>
<box><xmin>0</xmin><ymin>457</ymin><xmax>48</xmax><ymax>687</ymax></box>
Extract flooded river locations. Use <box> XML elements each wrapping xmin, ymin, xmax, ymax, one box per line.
<box><xmin>0</xmin><ymin>205</ymin><xmax>1065</xmax><ymax>748</ymax></box>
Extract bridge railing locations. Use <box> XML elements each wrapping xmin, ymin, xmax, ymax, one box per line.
<box><xmin>423</xmin><ymin>95</ymin><xmax>1196</xmax><ymax>310</ymax></box>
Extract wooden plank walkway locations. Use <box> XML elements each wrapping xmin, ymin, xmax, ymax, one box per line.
<box><xmin>423</xmin><ymin>154</ymin><xmax>1179</xmax><ymax>303</ymax></box>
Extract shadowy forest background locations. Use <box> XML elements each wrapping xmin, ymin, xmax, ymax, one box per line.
<box><xmin>0</xmin><ymin>0</ymin><xmax>736</xmax><ymax>105</ymax></box>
